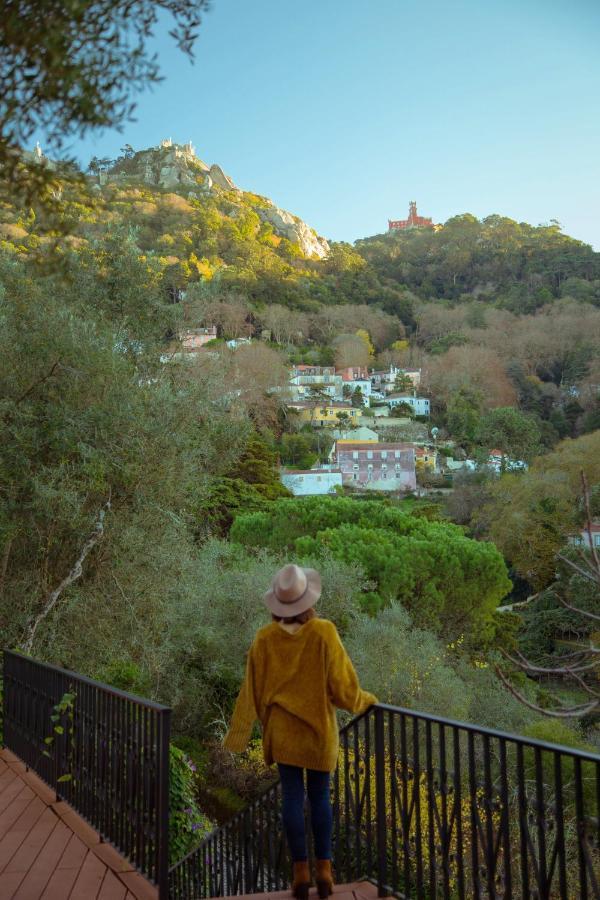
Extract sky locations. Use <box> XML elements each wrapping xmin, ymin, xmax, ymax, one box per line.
<box><xmin>57</xmin><ymin>0</ymin><xmax>600</xmax><ymax>248</ymax></box>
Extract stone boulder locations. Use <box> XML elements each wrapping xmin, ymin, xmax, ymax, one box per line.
<box><xmin>258</xmin><ymin>203</ymin><xmax>330</xmax><ymax>259</ymax></box>
<box><xmin>208</xmin><ymin>164</ymin><xmax>238</xmax><ymax>192</ymax></box>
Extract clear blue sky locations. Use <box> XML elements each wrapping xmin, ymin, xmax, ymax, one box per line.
<box><xmin>61</xmin><ymin>0</ymin><xmax>600</xmax><ymax>248</ymax></box>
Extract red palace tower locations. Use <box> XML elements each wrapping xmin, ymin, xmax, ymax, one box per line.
<box><xmin>388</xmin><ymin>200</ymin><xmax>433</xmax><ymax>232</ymax></box>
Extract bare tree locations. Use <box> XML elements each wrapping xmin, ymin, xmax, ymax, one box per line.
<box><xmin>497</xmin><ymin>472</ymin><xmax>600</xmax><ymax>717</ymax></box>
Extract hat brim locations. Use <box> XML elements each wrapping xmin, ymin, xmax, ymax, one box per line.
<box><xmin>264</xmin><ymin>567</ymin><xmax>322</xmax><ymax>617</ymax></box>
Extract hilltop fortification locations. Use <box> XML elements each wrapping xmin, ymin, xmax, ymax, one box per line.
<box><xmin>92</xmin><ymin>139</ymin><xmax>330</xmax><ymax>259</ymax></box>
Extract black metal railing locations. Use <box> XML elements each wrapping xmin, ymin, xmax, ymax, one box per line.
<box><xmin>2</xmin><ymin>650</ymin><xmax>171</xmax><ymax>898</ymax></box>
<box><xmin>169</xmin><ymin>704</ymin><xmax>600</xmax><ymax>899</ymax></box>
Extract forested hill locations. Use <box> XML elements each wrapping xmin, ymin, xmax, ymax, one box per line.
<box><xmin>2</xmin><ymin>145</ymin><xmax>599</xmax><ymax>325</ymax></box>
<box><xmin>356</xmin><ymin>215</ymin><xmax>600</xmax><ymax>314</ymax></box>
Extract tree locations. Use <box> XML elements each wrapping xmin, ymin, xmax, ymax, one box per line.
<box><xmin>446</xmin><ymin>388</ymin><xmax>482</xmax><ymax>446</ymax></box>
<box><xmin>475</xmin><ymin>407</ymin><xmax>541</xmax><ymax>461</ymax></box>
<box><xmin>230</xmin><ymin>496</ymin><xmax>511</xmax><ymax>643</ymax></box>
<box><xmin>351</xmin><ymin>387</ymin><xmax>364</xmax><ymax>408</ymax></box>
<box><xmin>478</xmin><ymin>430</ymin><xmax>600</xmax><ymax>588</ymax></box>
<box><xmin>332</xmin><ymin>334</ymin><xmax>370</xmax><ymax>369</ymax></box>
<box><xmin>0</xmin><ymin>0</ymin><xmax>210</xmax><ymax>195</ymax></box>
<box><xmin>497</xmin><ymin>475</ymin><xmax>600</xmax><ymax>718</ymax></box>
<box><xmin>394</xmin><ymin>372</ymin><xmax>414</xmax><ymax>393</ymax></box>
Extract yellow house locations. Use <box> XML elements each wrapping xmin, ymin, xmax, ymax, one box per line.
<box><xmin>415</xmin><ymin>447</ymin><xmax>437</xmax><ymax>471</ymax></box>
<box><xmin>288</xmin><ymin>402</ymin><xmax>362</xmax><ymax>428</ymax></box>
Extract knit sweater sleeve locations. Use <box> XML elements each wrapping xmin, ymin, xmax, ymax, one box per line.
<box><xmin>326</xmin><ymin>624</ymin><xmax>378</xmax><ymax>714</ymax></box>
<box><xmin>223</xmin><ymin>645</ymin><xmax>259</xmax><ymax>753</ymax></box>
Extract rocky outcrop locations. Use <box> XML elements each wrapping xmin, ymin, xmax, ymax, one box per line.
<box><xmin>97</xmin><ymin>140</ymin><xmax>328</xmax><ymax>259</ymax></box>
<box><xmin>208</xmin><ymin>164</ymin><xmax>237</xmax><ymax>192</ymax></box>
<box><xmin>258</xmin><ymin>203</ymin><xmax>330</xmax><ymax>259</ymax></box>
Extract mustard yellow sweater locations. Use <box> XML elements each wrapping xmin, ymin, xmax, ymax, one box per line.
<box><xmin>223</xmin><ymin>618</ymin><xmax>377</xmax><ymax>772</ymax></box>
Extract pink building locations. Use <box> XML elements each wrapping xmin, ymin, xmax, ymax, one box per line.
<box><xmin>181</xmin><ymin>327</ymin><xmax>218</xmax><ymax>350</ymax></box>
<box><xmin>334</xmin><ymin>441</ymin><xmax>416</xmax><ymax>492</ymax></box>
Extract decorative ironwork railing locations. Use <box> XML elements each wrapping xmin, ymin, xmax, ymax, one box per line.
<box><xmin>2</xmin><ymin>650</ymin><xmax>171</xmax><ymax>898</ymax></box>
<box><xmin>169</xmin><ymin>704</ymin><xmax>600</xmax><ymax>899</ymax></box>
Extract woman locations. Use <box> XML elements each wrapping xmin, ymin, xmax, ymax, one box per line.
<box><xmin>224</xmin><ymin>563</ymin><xmax>377</xmax><ymax>900</ymax></box>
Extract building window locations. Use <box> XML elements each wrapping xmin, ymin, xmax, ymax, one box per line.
<box><xmin>595</xmin><ymin>535</ymin><xmax>600</xmax><ymax>547</ymax></box>
<box><xmin>353</xmin><ymin>464</ymin><xmax>359</xmax><ymax>470</ymax></box>
<box><xmin>352</xmin><ymin>451</ymin><xmax>358</xmax><ymax>460</ymax></box>
<box><xmin>381</xmin><ymin>451</ymin><xmax>387</xmax><ymax>459</ymax></box>
<box><xmin>395</xmin><ymin>471</ymin><xmax>401</xmax><ymax>478</ymax></box>
<box><xmin>367</xmin><ymin>451</ymin><xmax>373</xmax><ymax>459</ymax></box>
<box><xmin>353</xmin><ymin>473</ymin><xmax>358</xmax><ymax>481</ymax></box>
<box><xmin>395</xmin><ymin>450</ymin><xmax>401</xmax><ymax>458</ymax></box>
<box><xmin>382</xmin><ymin>472</ymin><xmax>387</xmax><ymax>479</ymax></box>
<box><xmin>382</xmin><ymin>464</ymin><xmax>387</xmax><ymax>470</ymax></box>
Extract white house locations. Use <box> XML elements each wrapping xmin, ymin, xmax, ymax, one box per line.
<box><xmin>487</xmin><ymin>450</ymin><xmax>528</xmax><ymax>473</ymax></box>
<box><xmin>280</xmin><ymin>468</ymin><xmax>343</xmax><ymax>496</ymax></box>
<box><xmin>370</xmin><ymin>366</ymin><xmax>422</xmax><ymax>394</ymax></box>
<box><xmin>386</xmin><ymin>394</ymin><xmax>430</xmax><ymax>417</ymax></box>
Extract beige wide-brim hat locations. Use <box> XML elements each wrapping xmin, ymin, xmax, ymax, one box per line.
<box><xmin>264</xmin><ymin>563</ymin><xmax>322</xmax><ymax>617</ymax></box>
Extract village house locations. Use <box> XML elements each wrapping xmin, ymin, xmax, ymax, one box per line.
<box><xmin>336</xmin><ymin>366</ymin><xmax>372</xmax><ymax>403</ymax></box>
<box><xmin>487</xmin><ymin>449</ymin><xmax>528</xmax><ymax>472</ymax></box>
<box><xmin>386</xmin><ymin>393</ymin><xmax>431</xmax><ymax>417</ymax></box>
<box><xmin>280</xmin><ymin>468</ymin><xmax>343</xmax><ymax>496</ymax></box>
<box><xmin>415</xmin><ymin>446</ymin><xmax>438</xmax><ymax>471</ymax></box>
<box><xmin>289</xmin><ymin>365</ymin><xmax>344</xmax><ymax>401</ymax></box>
<box><xmin>287</xmin><ymin>401</ymin><xmax>362</xmax><ymax>427</ymax></box>
<box><xmin>370</xmin><ymin>365</ymin><xmax>422</xmax><ymax>394</ymax></box>
<box><xmin>569</xmin><ymin>522</ymin><xmax>600</xmax><ymax>550</ymax></box>
<box><xmin>180</xmin><ymin>326</ymin><xmax>217</xmax><ymax>351</ymax></box>
<box><xmin>333</xmin><ymin>441</ymin><xmax>417</xmax><ymax>492</ymax></box>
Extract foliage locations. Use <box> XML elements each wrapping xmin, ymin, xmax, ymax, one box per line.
<box><xmin>0</xmin><ymin>0</ymin><xmax>209</xmax><ymax>196</ymax></box>
<box><xmin>231</xmin><ymin>497</ymin><xmax>512</xmax><ymax>642</ymax></box>
<box><xmin>478</xmin><ymin>431</ymin><xmax>600</xmax><ymax>588</ymax></box>
<box><xmin>475</xmin><ymin>406</ymin><xmax>542</xmax><ymax>461</ymax></box>
<box><xmin>169</xmin><ymin>744</ymin><xmax>212</xmax><ymax>865</ymax></box>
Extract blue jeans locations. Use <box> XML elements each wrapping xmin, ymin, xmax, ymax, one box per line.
<box><xmin>278</xmin><ymin>764</ymin><xmax>332</xmax><ymax>862</ymax></box>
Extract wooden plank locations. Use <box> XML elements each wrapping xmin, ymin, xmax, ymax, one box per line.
<box><xmin>4</xmin><ymin>806</ymin><xmax>58</xmax><ymax>873</ymax></box>
<box><xmin>56</xmin><ymin>833</ymin><xmax>88</xmax><ymax>870</ymax></box>
<box><xmin>0</xmin><ymin>797</ymin><xmax>46</xmax><ymax>870</ymax></box>
<box><xmin>0</xmin><ymin>786</ymin><xmax>36</xmax><ymax>842</ymax></box>
<box><xmin>0</xmin><ymin>869</ymin><xmax>27</xmax><ymax>897</ymax></box>
<box><xmin>0</xmin><ymin>749</ymin><xmax>20</xmax><ymax>764</ymax></box>
<box><xmin>50</xmin><ymin>804</ymin><xmax>100</xmax><ymax>847</ymax></box>
<box><xmin>11</xmin><ymin>819</ymin><xmax>72</xmax><ymax>899</ymax></box>
<box><xmin>39</xmin><ymin>865</ymin><xmax>80</xmax><ymax>900</ymax></box>
<box><xmin>0</xmin><ymin>772</ymin><xmax>25</xmax><ymax>812</ymax></box>
<box><xmin>93</xmin><ymin>841</ymin><xmax>134</xmax><ymax>873</ymax></box>
<box><xmin>118</xmin><ymin>871</ymin><xmax>159</xmax><ymax>900</ymax></box>
<box><xmin>68</xmin><ymin>850</ymin><xmax>107</xmax><ymax>900</ymax></box>
<box><xmin>19</xmin><ymin>769</ymin><xmax>57</xmax><ymax>806</ymax></box>
<box><xmin>98</xmin><ymin>868</ymin><xmax>128</xmax><ymax>900</ymax></box>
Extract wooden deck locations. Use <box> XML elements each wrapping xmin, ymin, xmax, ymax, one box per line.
<box><xmin>223</xmin><ymin>881</ymin><xmax>389</xmax><ymax>900</ymax></box>
<box><xmin>0</xmin><ymin>749</ymin><xmax>157</xmax><ymax>900</ymax></box>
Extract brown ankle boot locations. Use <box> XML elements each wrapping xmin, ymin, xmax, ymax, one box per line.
<box><xmin>291</xmin><ymin>861</ymin><xmax>310</xmax><ymax>899</ymax></box>
<box><xmin>315</xmin><ymin>859</ymin><xmax>334</xmax><ymax>898</ymax></box>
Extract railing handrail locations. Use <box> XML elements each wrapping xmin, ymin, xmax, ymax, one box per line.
<box><xmin>373</xmin><ymin>701</ymin><xmax>600</xmax><ymax>761</ymax></box>
<box><xmin>170</xmin><ymin>699</ymin><xmax>600</xmax><ymax>876</ymax></box>
<box><xmin>2</xmin><ymin>649</ymin><xmax>171</xmax><ymax>898</ymax></box>
<box><xmin>3</xmin><ymin>649</ymin><xmax>171</xmax><ymax>711</ymax></box>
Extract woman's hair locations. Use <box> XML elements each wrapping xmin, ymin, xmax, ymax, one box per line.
<box><xmin>272</xmin><ymin>607</ymin><xmax>317</xmax><ymax>625</ymax></box>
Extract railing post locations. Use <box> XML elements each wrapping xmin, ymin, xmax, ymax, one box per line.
<box><xmin>158</xmin><ymin>707</ymin><xmax>171</xmax><ymax>900</ymax></box>
<box><xmin>374</xmin><ymin>706</ymin><xmax>387</xmax><ymax>897</ymax></box>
